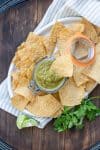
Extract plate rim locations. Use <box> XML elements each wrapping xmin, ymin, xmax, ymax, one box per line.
<box><xmin>7</xmin><ymin>16</ymin><xmax>98</xmax><ymax>118</ymax></box>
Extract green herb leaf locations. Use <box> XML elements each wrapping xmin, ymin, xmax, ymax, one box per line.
<box><xmin>54</xmin><ymin>97</ymin><xmax>100</xmax><ymax>132</ymax></box>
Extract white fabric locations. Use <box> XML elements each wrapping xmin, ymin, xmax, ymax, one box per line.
<box><xmin>0</xmin><ymin>0</ymin><xmax>100</xmax><ymax>128</ymax></box>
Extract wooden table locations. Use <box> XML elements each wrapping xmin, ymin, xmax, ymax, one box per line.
<box><xmin>0</xmin><ymin>0</ymin><xmax>100</xmax><ymax>150</ymax></box>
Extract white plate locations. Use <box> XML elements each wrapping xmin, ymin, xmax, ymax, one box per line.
<box><xmin>7</xmin><ymin>17</ymin><xmax>97</xmax><ymax>116</ymax></box>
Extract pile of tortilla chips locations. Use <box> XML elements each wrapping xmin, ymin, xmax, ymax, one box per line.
<box><xmin>11</xmin><ymin>19</ymin><xmax>100</xmax><ymax>118</ymax></box>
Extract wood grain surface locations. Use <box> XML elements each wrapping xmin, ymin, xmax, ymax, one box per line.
<box><xmin>0</xmin><ymin>0</ymin><xmax>100</xmax><ymax>150</ymax></box>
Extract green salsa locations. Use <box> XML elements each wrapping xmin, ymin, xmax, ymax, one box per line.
<box><xmin>34</xmin><ymin>59</ymin><xmax>64</xmax><ymax>89</ymax></box>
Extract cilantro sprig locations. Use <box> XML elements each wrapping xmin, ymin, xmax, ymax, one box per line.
<box><xmin>54</xmin><ymin>97</ymin><xmax>100</xmax><ymax>132</ymax></box>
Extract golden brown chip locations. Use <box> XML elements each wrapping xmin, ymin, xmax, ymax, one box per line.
<box><xmin>84</xmin><ymin>78</ymin><xmax>96</xmax><ymax>92</ymax></box>
<box><xmin>17</xmin><ymin>77</ymin><xmax>29</xmax><ymax>88</ymax></box>
<box><xmin>42</xmin><ymin>36</ymin><xmax>56</xmax><ymax>55</ymax></box>
<box><xmin>59</xmin><ymin>78</ymin><xmax>85</xmax><ymax>106</ymax></box>
<box><xmin>50</xmin><ymin>109</ymin><xmax>62</xmax><ymax>118</ymax></box>
<box><xmin>96</xmin><ymin>42</ymin><xmax>100</xmax><ymax>54</ymax></box>
<box><xmin>26</xmin><ymin>63</ymin><xmax>35</xmax><ymax>80</ymax></box>
<box><xmin>11</xmin><ymin>94</ymin><xmax>29</xmax><ymax>111</ymax></box>
<box><xmin>57</xmin><ymin>24</ymin><xmax>73</xmax><ymax>52</ymax></box>
<box><xmin>26</xmin><ymin>94</ymin><xmax>61</xmax><ymax>117</ymax></box>
<box><xmin>12</xmin><ymin>63</ymin><xmax>34</xmax><ymax>92</ymax></box>
<box><xmin>82</xmin><ymin>19</ymin><xmax>98</xmax><ymax>43</ymax></box>
<box><xmin>83</xmin><ymin>43</ymin><xmax>100</xmax><ymax>83</ymax></box>
<box><xmin>13</xmin><ymin>32</ymin><xmax>46</xmax><ymax>69</ymax></box>
<box><xmin>50</xmin><ymin>22</ymin><xmax>65</xmax><ymax>42</ymax></box>
<box><xmin>15</xmin><ymin>57</ymin><xmax>33</xmax><ymax>69</ymax></box>
<box><xmin>50</xmin><ymin>55</ymin><xmax>73</xmax><ymax>77</ymax></box>
<box><xmin>14</xmin><ymin>87</ymin><xmax>34</xmax><ymax>102</ymax></box>
<box><xmin>73</xmin><ymin>65</ymin><xmax>89</xmax><ymax>86</ymax></box>
<box><xmin>12</xmin><ymin>69</ymin><xmax>29</xmax><ymax>89</ymax></box>
<box><xmin>26</xmin><ymin>32</ymin><xmax>41</xmax><ymax>43</ymax></box>
<box><xmin>98</xmin><ymin>36</ymin><xmax>100</xmax><ymax>43</ymax></box>
<box><xmin>42</xmin><ymin>22</ymin><xmax>66</xmax><ymax>55</ymax></box>
<box><xmin>93</xmin><ymin>25</ymin><xmax>100</xmax><ymax>36</ymax></box>
<box><xmin>67</xmin><ymin>23</ymin><xmax>85</xmax><ymax>33</ymax></box>
<box><xmin>12</xmin><ymin>42</ymin><xmax>26</xmax><ymax>64</ymax></box>
<box><xmin>11</xmin><ymin>72</ymin><xmax>20</xmax><ymax>90</ymax></box>
<box><xmin>52</xmin><ymin>92</ymin><xmax>60</xmax><ymax>101</ymax></box>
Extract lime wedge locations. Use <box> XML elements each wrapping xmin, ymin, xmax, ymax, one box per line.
<box><xmin>16</xmin><ymin>114</ymin><xmax>38</xmax><ymax>129</ymax></box>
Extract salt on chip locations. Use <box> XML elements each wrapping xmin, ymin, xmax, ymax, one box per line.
<box><xmin>15</xmin><ymin>57</ymin><xmax>33</xmax><ymax>69</ymax></box>
<box><xmin>50</xmin><ymin>22</ymin><xmax>65</xmax><ymax>42</ymax></box>
<box><xmin>26</xmin><ymin>94</ymin><xmax>61</xmax><ymax>117</ymax></box>
<box><xmin>83</xmin><ymin>43</ymin><xmax>100</xmax><ymax>83</ymax></box>
<box><xmin>59</xmin><ymin>78</ymin><xmax>85</xmax><ymax>106</ymax></box>
<box><xmin>73</xmin><ymin>65</ymin><xmax>89</xmax><ymax>86</ymax></box>
<box><xmin>42</xmin><ymin>36</ymin><xmax>56</xmax><ymax>55</ymax></box>
<box><xmin>14</xmin><ymin>87</ymin><xmax>34</xmax><ymax>102</ymax></box>
<box><xmin>57</xmin><ymin>24</ymin><xmax>73</xmax><ymax>52</ymax></box>
<box><xmin>13</xmin><ymin>32</ymin><xmax>46</xmax><ymax>69</ymax></box>
<box><xmin>42</xmin><ymin>22</ymin><xmax>66</xmax><ymax>55</ymax></box>
<box><xmin>11</xmin><ymin>94</ymin><xmax>29</xmax><ymax>111</ymax></box>
<box><xmin>50</xmin><ymin>55</ymin><xmax>73</xmax><ymax>77</ymax></box>
<box><xmin>11</xmin><ymin>70</ymin><xmax>29</xmax><ymax>89</ymax></box>
<box><xmin>26</xmin><ymin>32</ymin><xmax>41</xmax><ymax>43</ymax></box>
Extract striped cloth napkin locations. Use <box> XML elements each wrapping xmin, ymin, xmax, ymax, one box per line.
<box><xmin>0</xmin><ymin>0</ymin><xmax>100</xmax><ymax>128</ymax></box>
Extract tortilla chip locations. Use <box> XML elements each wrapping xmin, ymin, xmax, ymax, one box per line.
<box><xmin>52</xmin><ymin>92</ymin><xmax>60</xmax><ymax>101</ymax></box>
<box><xmin>12</xmin><ymin>42</ymin><xmax>26</xmax><ymax>63</ymax></box>
<box><xmin>26</xmin><ymin>32</ymin><xmax>42</xmax><ymax>43</ymax></box>
<box><xmin>50</xmin><ymin>109</ymin><xmax>62</xmax><ymax>118</ymax></box>
<box><xmin>14</xmin><ymin>87</ymin><xmax>34</xmax><ymax>102</ymax></box>
<box><xmin>13</xmin><ymin>33</ymin><xmax>46</xmax><ymax>69</ymax></box>
<box><xmin>82</xmin><ymin>19</ymin><xmax>98</xmax><ymax>43</ymax></box>
<box><xmin>94</xmin><ymin>25</ymin><xmax>100</xmax><ymax>36</ymax></box>
<box><xmin>12</xmin><ymin>94</ymin><xmax>29</xmax><ymax>111</ymax></box>
<box><xmin>16</xmin><ymin>77</ymin><xmax>29</xmax><ymax>88</ymax></box>
<box><xmin>83</xmin><ymin>43</ymin><xmax>100</xmax><ymax>83</ymax></box>
<box><xmin>67</xmin><ymin>23</ymin><xmax>85</xmax><ymax>33</ymax></box>
<box><xmin>36</xmin><ymin>91</ymin><xmax>46</xmax><ymax>96</ymax></box>
<box><xmin>98</xmin><ymin>36</ymin><xmax>100</xmax><ymax>43</ymax></box>
<box><xmin>42</xmin><ymin>22</ymin><xmax>66</xmax><ymax>55</ymax></box>
<box><xmin>26</xmin><ymin>63</ymin><xmax>34</xmax><ymax>80</ymax></box>
<box><xmin>73</xmin><ymin>65</ymin><xmax>89</xmax><ymax>86</ymax></box>
<box><xmin>57</xmin><ymin>24</ymin><xmax>73</xmax><ymax>52</ymax></box>
<box><xmin>11</xmin><ymin>72</ymin><xmax>20</xmax><ymax>90</ymax></box>
<box><xmin>50</xmin><ymin>55</ymin><xmax>73</xmax><ymax>77</ymax></box>
<box><xmin>84</xmin><ymin>78</ymin><xmax>96</xmax><ymax>92</ymax></box>
<box><xmin>42</xmin><ymin>36</ymin><xmax>56</xmax><ymax>55</ymax></box>
<box><xmin>15</xmin><ymin>57</ymin><xmax>33</xmax><ymax>69</ymax></box>
<box><xmin>59</xmin><ymin>78</ymin><xmax>85</xmax><ymax>106</ymax></box>
<box><xmin>26</xmin><ymin>94</ymin><xmax>61</xmax><ymax>117</ymax></box>
<box><xmin>96</xmin><ymin>42</ymin><xmax>100</xmax><ymax>54</ymax></box>
<box><xmin>50</xmin><ymin>22</ymin><xmax>65</xmax><ymax>42</ymax></box>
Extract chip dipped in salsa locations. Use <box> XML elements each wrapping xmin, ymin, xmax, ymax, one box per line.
<box><xmin>34</xmin><ymin>58</ymin><xmax>65</xmax><ymax>91</ymax></box>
